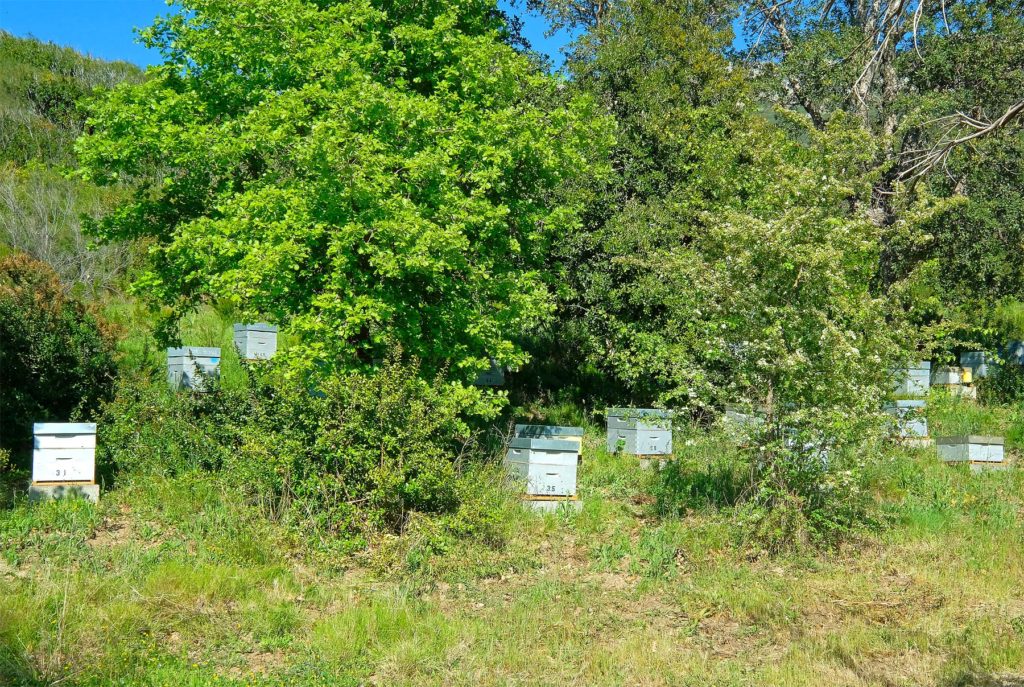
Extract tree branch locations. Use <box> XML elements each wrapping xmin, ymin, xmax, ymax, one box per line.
<box><xmin>899</xmin><ymin>99</ymin><xmax>1024</xmax><ymax>181</ymax></box>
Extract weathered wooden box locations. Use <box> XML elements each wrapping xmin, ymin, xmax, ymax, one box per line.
<box><xmin>504</xmin><ymin>438</ymin><xmax>579</xmax><ymax>497</ymax></box>
<box><xmin>892</xmin><ymin>361</ymin><xmax>931</xmax><ymax>397</ymax></box>
<box><xmin>936</xmin><ymin>435</ymin><xmax>1004</xmax><ymax>463</ymax></box>
<box><xmin>473</xmin><ymin>358</ymin><xmax>505</xmax><ymax>386</ymax></box>
<box><xmin>32</xmin><ymin>422</ymin><xmax>96</xmax><ymax>483</ymax></box>
<box><xmin>606</xmin><ymin>408</ymin><xmax>672</xmax><ymax>456</ymax></box>
<box><xmin>233</xmin><ymin>323</ymin><xmax>278</xmax><ymax>360</ymax></box>
<box><xmin>883</xmin><ymin>400</ymin><xmax>928</xmax><ymax>438</ymax></box>
<box><xmin>960</xmin><ymin>352</ymin><xmax>993</xmax><ymax>379</ymax></box>
<box><xmin>167</xmin><ymin>347</ymin><xmax>221</xmax><ymax>390</ymax></box>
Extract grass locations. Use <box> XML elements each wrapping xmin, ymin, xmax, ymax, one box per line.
<box><xmin>2</xmin><ymin>406</ymin><xmax>1024</xmax><ymax>685</ymax></box>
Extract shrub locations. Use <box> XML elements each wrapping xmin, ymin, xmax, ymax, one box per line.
<box><xmin>653</xmin><ymin>424</ymin><xmax>875</xmax><ymax>553</ymax></box>
<box><xmin>98</xmin><ymin>351</ymin><xmax>494</xmax><ymax>551</ymax></box>
<box><xmin>980</xmin><ymin>363</ymin><xmax>1024</xmax><ymax>405</ymax></box>
<box><xmin>0</xmin><ymin>253</ymin><xmax>117</xmax><ymax>468</ymax></box>
<box><xmin>736</xmin><ymin>443</ymin><xmax>873</xmax><ymax>554</ymax></box>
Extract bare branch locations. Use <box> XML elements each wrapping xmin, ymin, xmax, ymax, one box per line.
<box><xmin>899</xmin><ymin>99</ymin><xmax>1024</xmax><ymax>181</ymax></box>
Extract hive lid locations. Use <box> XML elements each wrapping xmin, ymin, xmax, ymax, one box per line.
<box><xmin>34</xmin><ymin>422</ymin><xmax>96</xmax><ymax>434</ymax></box>
<box><xmin>935</xmin><ymin>435</ymin><xmax>1004</xmax><ymax>445</ymax></box>
<box><xmin>233</xmin><ymin>322</ymin><xmax>278</xmax><ymax>333</ymax></box>
<box><xmin>167</xmin><ymin>347</ymin><xmax>222</xmax><ymax>357</ymax></box>
<box><xmin>606</xmin><ymin>408</ymin><xmax>672</xmax><ymax>419</ymax></box>
<box><xmin>508</xmin><ymin>438</ymin><xmax>580</xmax><ymax>452</ymax></box>
<box><xmin>515</xmin><ymin>425</ymin><xmax>584</xmax><ymax>437</ymax></box>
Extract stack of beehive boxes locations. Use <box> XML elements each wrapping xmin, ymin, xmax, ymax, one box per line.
<box><xmin>606</xmin><ymin>408</ymin><xmax>673</xmax><ymax>468</ymax></box>
<box><xmin>29</xmin><ymin>423</ymin><xmax>99</xmax><ymax>503</ymax></box>
<box><xmin>931</xmin><ymin>363</ymin><xmax>975</xmax><ymax>399</ymax></box>
<box><xmin>1006</xmin><ymin>341</ymin><xmax>1024</xmax><ymax>366</ymax></box>
<box><xmin>473</xmin><ymin>358</ymin><xmax>505</xmax><ymax>386</ymax></box>
<box><xmin>505</xmin><ymin>425</ymin><xmax>583</xmax><ymax>512</ymax></box>
<box><xmin>888</xmin><ymin>361</ymin><xmax>932</xmax><ymax>446</ymax></box>
<box><xmin>233</xmin><ymin>323</ymin><xmax>278</xmax><ymax>360</ymax></box>
<box><xmin>167</xmin><ymin>346</ymin><xmax>221</xmax><ymax>391</ymax></box>
<box><xmin>884</xmin><ymin>400</ymin><xmax>929</xmax><ymax>444</ymax></box>
<box><xmin>960</xmin><ymin>352</ymin><xmax>994</xmax><ymax>380</ymax></box>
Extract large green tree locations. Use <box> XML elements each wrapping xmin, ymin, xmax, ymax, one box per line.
<box><xmin>77</xmin><ymin>0</ymin><xmax>612</xmax><ymax>389</ymax></box>
<box><xmin>529</xmin><ymin>0</ymin><xmax>908</xmax><ymax>546</ymax></box>
<box><xmin>529</xmin><ymin>0</ymin><xmax>905</xmax><ymax>415</ymax></box>
<box><xmin>741</xmin><ymin>0</ymin><xmax>1024</xmax><ymax>347</ymax></box>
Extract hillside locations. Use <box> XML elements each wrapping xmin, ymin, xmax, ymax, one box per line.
<box><xmin>0</xmin><ymin>32</ymin><xmax>141</xmax><ymax>290</ymax></box>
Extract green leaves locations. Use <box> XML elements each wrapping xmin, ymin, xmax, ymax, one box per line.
<box><xmin>77</xmin><ymin>0</ymin><xmax>613</xmax><ymax>389</ymax></box>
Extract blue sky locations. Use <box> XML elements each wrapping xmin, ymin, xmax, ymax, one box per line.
<box><xmin>0</xmin><ymin>0</ymin><xmax>575</xmax><ymax>68</ymax></box>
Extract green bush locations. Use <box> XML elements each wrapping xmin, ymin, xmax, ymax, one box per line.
<box><xmin>653</xmin><ymin>425</ymin><xmax>875</xmax><ymax>553</ymax></box>
<box><xmin>980</xmin><ymin>363</ymin><xmax>1024</xmax><ymax>405</ymax></box>
<box><xmin>0</xmin><ymin>253</ymin><xmax>117</xmax><ymax>468</ymax></box>
<box><xmin>98</xmin><ymin>351</ymin><xmax>494</xmax><ymax>550</ymax></box>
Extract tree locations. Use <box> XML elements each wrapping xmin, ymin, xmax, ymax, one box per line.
<box><xmin>743</xmin><ymin>0</ymin><xmax>1024</xmax><ymax>179</ymax></box>
<box><xmin>525</xmin><ymin>0</ymin><xmax>908</xmax><ymax>547</ymax></box>
<box><xmin>0</xmin><ymin>254</ymin><xmax>117</xmax><ymax>466</ymax></box>
<box><xmin>76</xmin><ymin>0</ymin><xmax>612</xmax><ymax>391</ymax></box>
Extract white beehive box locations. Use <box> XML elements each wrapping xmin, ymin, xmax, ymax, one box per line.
<box><xmin>724</xmin><ymin>404</ymin><xmax>765</xmax><ymax>428</ymax></box>
<box><xmin>892</xmin><ymin>361</ymin><xmax>931</xmax><ymax>397</ymax></box>
<box><xmin>1006</xmin><ymin>341</ymin><xmax>1024</xmax><ymax>366</ymax></box>
<box><xmin>504</xmin><ymin>438</ymin><xmax>579</xmax><ymax>497</ymax></box>
<box><xmin>883</xmin><ymin>400</ymin><xmax>928</xmax><ymax>438</ymax></box>
<box><xmin>233</xmin><ymin>323</ymin><xmax>278</xmax><ymax>360</ymax></box>
<box><xmin>606</xmin><ymin>408</ymin><xmax>673</xmax><ymax>456</ymax></box>
<box><xmin>167</xmin><ymin>347</ymin><xmax>221</xmax><ymax>390</ymax></box>
<box><xmin>930</xmin><ymin>366</ymin><xmax>965</xmax><ymax>387</ymax></box>
<box><xmin>936</xmin><ymin>436</ymin><xmax>1004</xmax><ymax>463</ymax></box>
<box><xmin>32</xmin><ymin>423</ymin><xmax>96</xmax><ymax>483</ymax></box>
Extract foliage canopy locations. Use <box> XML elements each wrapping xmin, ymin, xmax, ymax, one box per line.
<box><xmin>77</xmin><ymin>0</ymin><xmax>613</xmax><ymax>391</ymax></box>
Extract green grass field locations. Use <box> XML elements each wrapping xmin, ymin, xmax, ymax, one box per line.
<box><xmin>3</xmin><ymin>416</ymin><xmax>1023</xmax><ymax>686</ymax></box>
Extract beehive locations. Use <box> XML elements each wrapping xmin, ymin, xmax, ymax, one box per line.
<box><xmin>883</xmin><ymin>400</ymin><xmax>928</xmax><ymax>438</ymax></box>
<box><xmin>959</xmin><ymin>352</ymin><xmax>993</xmax><ymax>379</ymax></box>
<box><xmin>32</xmin><ymin>423</ymin><xmax>96</xmax><ymax>483</ymax></box>
<box><xmin>606</xmin><ymin>408</ymin><xmax>673</xmax><ymax>456</ymax></box>
<box><xmin>892</xmin><ymin>361</ymin><xmax>930</xmax><ymax>397</ymax></box>
<box><xmin>724</xmin><ymin>404</ymin><xmax>765</xmax><ymax>428</ymax></box>
<box><xmin>504</xmin><ymin>438</ymin><xmax>579</xmax><ymax>497</ymax></box>
<box><xmin>233</xmin><ymin>323</ymin><xmax>278</xmax><ymax>360</ymax></box>
<box><xmin>473</xmin><ymin>358</ymin><xmax>505</xmax><ymax>386</ymax></box>
<box><xmin>936</xmin><ymin>436</ymin><xmax>1004</xmax><ymax>464</ymax></box>
<box><xmin>930</xmin><ymin>365</ymin><xmax>965</xmax><ymax>387</ymax></box>
<box><xmin>167</xmin><ymin>347</ymin><xmax>221</xmax><ymax>390</ymax></box>
<box><xmin>1006</xmin><ymin>341</ymin><xmax>1024</xmax><ymax>366</ymax></box>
